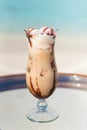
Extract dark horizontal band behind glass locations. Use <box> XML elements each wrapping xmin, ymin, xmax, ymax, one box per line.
<box><xmin>0</xmin><ymin>73</ymin><xmax>87</xmax><ymax>92</ymax></box>
<box><xmin>0</xmin><ymin>74</ymin><xmax>26</xmax><ymax>91</ymax></box>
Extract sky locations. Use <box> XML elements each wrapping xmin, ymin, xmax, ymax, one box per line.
<box><xmin>0</xmin><ymin>0</ymin><xmax>87</xmax><ymax>35</ymax></box>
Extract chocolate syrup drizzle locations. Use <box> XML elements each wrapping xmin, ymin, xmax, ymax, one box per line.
<box><xmin>24</xmin><ymin>29</ymin><xmax>33</xmax><ymax>47</ymax></box>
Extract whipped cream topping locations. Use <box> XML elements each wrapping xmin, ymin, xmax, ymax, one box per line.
<box><xmin>25</xmin><ymin>27</ymin><xmax>56</xmax><ymax>49</ymax></box>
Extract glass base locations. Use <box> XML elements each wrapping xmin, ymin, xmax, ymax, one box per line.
<box><xmin>27</xmin><ymin>100</ymin><xmax>58</xmax><ymax>123</ymax></box>
<box><xmin>27</xmin><ymin>108</ymin><xmax>58</xmax><ymax>123</ymax></box>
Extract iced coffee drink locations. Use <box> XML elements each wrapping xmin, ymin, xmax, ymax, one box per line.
<box><xmin>25</xmin><ymin>27</ymin><xmax>58</xmax><ymax>98</ymax></box>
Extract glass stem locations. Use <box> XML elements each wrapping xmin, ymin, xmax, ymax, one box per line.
<box><xmin>37</xmin><ymin>99</ymin><xmax>47</xmax><ymax>112</ymax></box>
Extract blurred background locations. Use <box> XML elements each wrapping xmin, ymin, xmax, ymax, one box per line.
<box><xmin>0</xmin><ymin>0</ymin><xmax>87</xmax><ymax>75</ymax></box>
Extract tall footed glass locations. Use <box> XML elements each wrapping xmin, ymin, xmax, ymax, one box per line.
<box><xmin>25</xmin><ymin>27</ymin><xmax>58</xmax><ymax>122</ymax></box>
